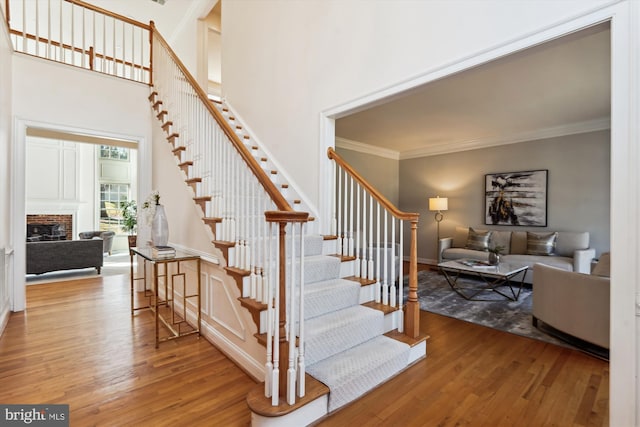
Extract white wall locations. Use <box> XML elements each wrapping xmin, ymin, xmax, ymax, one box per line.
<box><xmin>222</xmin><ymin>0</ymin><xmax>613</xmax><ymax>219</ymax></box>
<box><xmin>11</xmin><ymin>55</ymin><xmax>153</xmax><ymax>311</ymax></box>
<box><xmin>0</xmin><ymin>5</ymin><xmax>13</xmax><ymax>333</ymax></box>
<box><xmin>13</xmin><ymin>56</ymin><xmax>151</xmax><ymax>137</ymax></box>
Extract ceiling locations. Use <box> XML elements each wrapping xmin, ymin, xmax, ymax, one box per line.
<box><xmin>335</xmin><ymin>23</ymin><xmax>611</xmax><ymax>160</ymax></box>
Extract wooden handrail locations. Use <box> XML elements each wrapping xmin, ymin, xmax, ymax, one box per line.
<box><xmin>65</xmin><ymin>0</ymin><xmax>150</xmax><ymax>30</ymax></box>
<box><xmin>264</xmin><ymin>211</ymin><xmax>309</xmax><ymax>223</ymax></box>
<box><xmin>151</xmin><ymin>22</ymin><xmax>292</xmax><ymax>213</ymax></box>
<box><xmin>4</xmin><ymin>0</ymin><xmax>149</xmax><ymax>32</ymax></box>
<box><xmin>328</xmin><ymin>147</ymin><xmax>419</xmax><ymax>221</ymax></box>
<box><xmin>8</xmin><ymin>29</ymin><xmax>151</xmax><ymax>73</ymax></box>
<box><xmin>4</xmin><ymin>0</ymin><xmax>9</xmax><ymax>25</ymax></box>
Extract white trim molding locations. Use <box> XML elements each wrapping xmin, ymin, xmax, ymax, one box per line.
<box><xmin>335</xmin><ymin>117</ymin><xmax>610</xmax><ymax>160</ymax></box>
<box><xmin>335</xmin><ymin>137</ymin><xmax>400</xmax><ymax>160</ymax></box>
<box><xmin>399</xmin><ymin>117</ymin><xmax>611</xmax><ymax>159</ymax></box>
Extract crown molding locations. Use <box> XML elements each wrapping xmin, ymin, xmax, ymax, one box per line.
<box><xmin>335</xmin><ymin>137</ymin><xmax>400</xmax><ymax>160</ymax></box>
<box><xmin>335</xmin><ymin>117</ymin><xmax>610</xmax><ymax>161</ymax></box>
<box><xmin>399</xmin><ymin>117</ymin><xmax>611</xmax><ymax>160</ymax></box>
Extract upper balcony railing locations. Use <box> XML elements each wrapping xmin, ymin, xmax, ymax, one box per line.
<box><xmin>3</xmin><ymin>0</ymin><xmax>151</xmax><ymax>84</ymax></box>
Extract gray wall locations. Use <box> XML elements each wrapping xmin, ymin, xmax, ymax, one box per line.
<box><xmin>335</xmin><ymin>147</ymin><xmax>400</xmax><ymax>207</ymax></box>
<box><xmin>400</xmin><ymin>130</ymin><xmax>610</xmax><ymax>260</ymax></box>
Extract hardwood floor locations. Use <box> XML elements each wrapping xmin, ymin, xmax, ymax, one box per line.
<box><xmin>0</xmin><ymin>273</ymin><xmax>609</xmax><ymax>426</ymax></box>
<box><xmin>0</xmin><ymin>275</ymin><xmax>256</xmax><ymax>426</ymax></box>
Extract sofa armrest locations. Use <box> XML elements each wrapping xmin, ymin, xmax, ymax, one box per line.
<box><xmin>573</xmin><ymin>248</ymin><xmax>596</xmax><ymax>273</ymax></box>
<box><xmin>438</xmin><ymin>237</ymin><xmax>453</xmax><ymax>262</ymax></box>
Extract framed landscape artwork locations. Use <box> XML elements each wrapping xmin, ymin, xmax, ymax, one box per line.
<box><xmin>484</xmin><ymin>170</ymin><xmax>548</xmax><ymax>226</ymax></box>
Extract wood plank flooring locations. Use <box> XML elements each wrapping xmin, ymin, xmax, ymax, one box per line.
<box><xmin>0</xmin><ymin>273</ymin><xmax>608</xmax><ymax>426</ymax></box>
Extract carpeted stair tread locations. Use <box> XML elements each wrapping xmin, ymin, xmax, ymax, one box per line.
<box><xmin>303</xmin><ymin>278</ymin><xmax>361</xmax><ymax>320</ymax></box>
<box><xmin>307</xmin><ymin>335</ymin><xmax>410</xmax><ymax>412</ymax></box>
<box><xmin>305</xmin><ymin>305</ymin><xmax>383</xmax><ymax>366</ymax></box>
<box><xmin>301</xmin><ymin>255</ymin><xmax>341</xmax><ymax>285</ymax></box>
<box><xmin>285</xmin><ymin>233</ymin><xmax>324</xmax><ymax>257</ymax></box>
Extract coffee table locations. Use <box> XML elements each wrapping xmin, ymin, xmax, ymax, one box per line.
<box><xmin>438</xmin><ymin>259</ymin><xmax>528</xmax><ymax>301</ymax></box>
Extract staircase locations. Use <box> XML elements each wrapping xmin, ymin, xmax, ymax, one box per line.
<box><xmin>4</xmin><ymin>1</ymin><xmax>427</xmax><ymax>424</ymax></box>
<box><xmin>150</xmin><ymin>87</ymin><xmax>427</xmax><ymax>423</ymax></box>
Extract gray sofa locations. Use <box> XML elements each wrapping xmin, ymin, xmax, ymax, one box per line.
<box><xmin>26</xmin><ymin>239</ymin><xmax>104</xmax><ymax>275</ymax></box>
<box><xmin>438</xmin><ymin>227</ymin><xmax>595</xmax><ymax>284</ymax></box>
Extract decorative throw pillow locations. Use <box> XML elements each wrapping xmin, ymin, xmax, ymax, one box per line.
<box><xmin>526</xmin><ymin>232</ymin><xmax>558</xmax><ymax>256</ymax></box>
<box><xmin>466</xmin><ymin>228</ymin><xmax>492</xmax><ymax>251</ymax></box>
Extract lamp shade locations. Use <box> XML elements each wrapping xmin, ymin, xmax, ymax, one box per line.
<box><xmin>429</xmin><ymin>196</ymin><xmax>448</xmax><ymax>212</ymax></box>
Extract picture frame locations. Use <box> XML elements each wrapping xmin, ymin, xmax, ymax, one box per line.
<box><xmin>484</xmin><ymin>169</ymin><xmax>548</xmax><ymax>226</ymax></box>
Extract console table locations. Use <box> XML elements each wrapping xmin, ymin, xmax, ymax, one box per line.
<box><xmin>129</xmin><ymin>247</ymin><xmax>201</xmax><ymax>348</ymax></box>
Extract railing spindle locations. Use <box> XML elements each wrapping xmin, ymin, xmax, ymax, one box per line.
<box><xmin>328</xmin><ymin>147</ymin><xmax>420</xmax><ymax>337</ymax></box>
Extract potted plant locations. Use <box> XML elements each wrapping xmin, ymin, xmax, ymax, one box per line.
<box><xmin>120</xmin><ymin>200</ymin><xmax>138</xmax><ymax>248</ymax></box>
<box><xmin>488</xmin><ymin>244</ymin><xmax>505</xmax><ymax>265</ymax></box>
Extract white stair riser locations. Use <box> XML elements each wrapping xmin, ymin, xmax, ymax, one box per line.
<box><xmin>359</xmin><ymin>284</ymin><xmax>375</xmax><ymax>304</ymax></box>
<box><xmin>383</xmin><ymin>310</ymin><xmax>400</xmax><ymax>333</ymax></box>
<box><xmin>339</xmin><ymin>259</ymin><xmax>355</xmax><ymax>278</ymax></box>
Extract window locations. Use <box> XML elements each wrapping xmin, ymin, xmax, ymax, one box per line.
<box><xmin>99</xmin><ymin>183</ymin><xmax>130</xmax><ymax>233</ymax></box>
<box><xmin>99</xmin><ymin>145</ymin><xmax>130</xmax><ymax>161</ymax></box>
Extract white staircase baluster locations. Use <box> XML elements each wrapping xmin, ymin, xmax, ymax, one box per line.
<box><xmin>398</xmin><ymin>220</ymin><xmax>404</xmax><ymax>332</ymax></box>
<box><xmin>287</xmin><ymin>224</ymin><xmax>296</xmax><ymax>405</ymax></box>
<box><xmin>330</xmin><ymin>158</ymin><xmax>337</xmax><ymax>235</ymax></box>
<box><xmin>297</xmin><ymin>222</ymin><xmax>306</xmax><ymax>398</ymax></box>
<box><xmin>367</xmin><ymin>192</ymin><xmax>374</xmax><ymax>281</ymax></box>
<box><xmin>265</xmin><ymin>225</ymin><xmax>274</xmax><ymax>398</ymax></box>
<box><xmin>382</xmin><ymin>210</ymin><xmax>389</xmax><ymax>305</ymax></box>
<box><xmin>348</xmin><ymin>175</ymin><xmax>354</xmax><ymax>257</ymax></box>
<box><xmin>35</xmin><ymin>0</ymin><xmax>39</xmax><ymax>57</ymax></box>
<box><xmin>360</xmin><ymin>184</ymin><xmax>368</xmax><ymax>279</ymax></box>
<box><xmin>390</xmin><ymin>217</ymin><xmax>396</xmax><ymax>307</ymax></box>
<box><xmin>342</xmin><ymin>170</ymin><xmax>348</xmax><ymax>256</ymax></box>
<box><xmin>271</xmin><ymin>222</ymin><xmax>280</xmax><ymax>406</ymax></box>
<box><xmin>375</xmin><ymin>203</ymin><xmax>381</xmax><ymax>303</ymax></box>
<box><xmin>336</xmin><ymin>165</ymin><xmax>342</xmax><ymax>255</ymax></box>
<box><xmin>354</xmin><ymin>182</ymin><xmax>361</xmax><ymax>277</ymax></box>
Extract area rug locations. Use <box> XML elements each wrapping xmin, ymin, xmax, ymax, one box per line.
<box><xmin>407</xmin><ymin>269</ymin><xmax>571</xmax><ymax>348</ymax></box>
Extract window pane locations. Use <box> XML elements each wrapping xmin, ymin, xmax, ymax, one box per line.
<box><xmin>99</xmin><ymin>182</ymin><xmax>131</xmax><ymax>234</ymax></box>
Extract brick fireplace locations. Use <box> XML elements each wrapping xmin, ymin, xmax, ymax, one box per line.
<box><xmin>27</xmin><ymin>214</ymin><xmax>73</xmax><ymax>241</ymax></box>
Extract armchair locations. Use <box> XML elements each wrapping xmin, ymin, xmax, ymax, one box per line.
<box><xmin>79</xmin><ymin>231</ymin><xmax>115</xmax><ymax>255</ymax></box>
<box><xmin>532</xmin><ymin>259</ymin><xmax>610</xmax><ymax>352</ymax></box>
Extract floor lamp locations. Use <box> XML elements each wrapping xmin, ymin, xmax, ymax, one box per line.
<box><xmin>429</xmin><ymin>196</ymin><xmax>448</xmax><ymax>262</ymax></box>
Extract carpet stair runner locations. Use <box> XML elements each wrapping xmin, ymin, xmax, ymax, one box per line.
<box><xmin>296</xmin><ymin>234</ymin><xmax>411</xmax><ymax>412</ymax></box>
<box><xmin>151</xmin><ymin>94</ymin><xmax>419</xmax><ymax>418</ymax></box>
